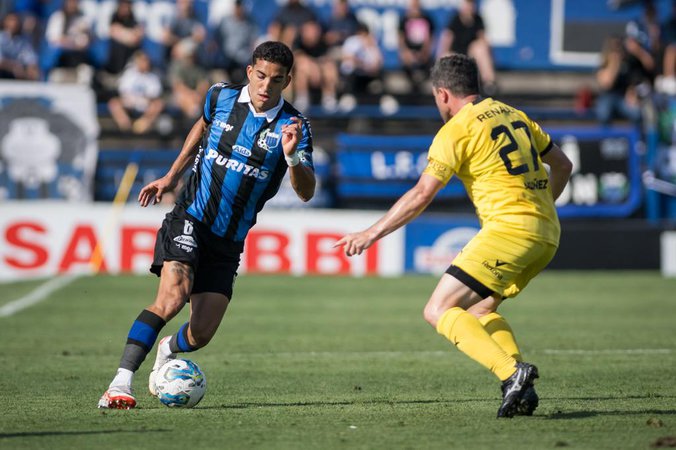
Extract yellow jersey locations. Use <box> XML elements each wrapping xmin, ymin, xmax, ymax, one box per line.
<box><xmin>423</xmin><ymin>97</ymin><xmax>560</xmax><ymax>245</ymax></box>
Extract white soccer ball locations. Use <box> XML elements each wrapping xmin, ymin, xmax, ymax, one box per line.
<box><xmin>155</xmin><ymin>359</ymin><xmax>206</xmax><ymax>408</ymax></box>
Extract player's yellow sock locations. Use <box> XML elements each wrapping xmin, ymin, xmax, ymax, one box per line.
<box><xmin>479</xmin><ymin>312</ymin><xmax>523</xmax><ymax>362</ymax></box>
<box><xmin>436</xmin><ymin>307</ymin><xmax>516</xmax><ymax>381</ymax></box>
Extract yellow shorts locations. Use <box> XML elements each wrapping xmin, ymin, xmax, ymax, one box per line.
<box><xmin>448</xmin><ymin>223</ymin><xmax>558</xmax><ymax>298</ymax></box>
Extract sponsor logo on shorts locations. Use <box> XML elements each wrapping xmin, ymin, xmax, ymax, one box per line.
<box><xmin>482</xmin><ymin>260</ymin><xmax>504</xmax><ymax>280</ymax></box>
<box><xmin>174</xmin><ymin>235</ymin><xmax>197</xmax><ymax>248</ymax></box>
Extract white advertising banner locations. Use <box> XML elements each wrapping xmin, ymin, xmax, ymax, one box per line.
<box><xmin>0</xmin><ymin>202</ymin><xmax>404</xmax><ymax>282</ymax></box>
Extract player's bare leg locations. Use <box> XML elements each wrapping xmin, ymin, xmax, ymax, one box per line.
<box><xmin>99</xmin><ymin>261</ymin><xmax>191</xmax><ymax>408</ymax></box>
<box><xmin>149</xmin><ymin>292</ymin><xmax>229</xmax><ymax>395</ymax></box>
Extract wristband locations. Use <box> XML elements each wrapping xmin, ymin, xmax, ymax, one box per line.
<box><xmin>285</xmin><ymin>152</ymin><xmax>300</xmax><ymax>167</ymax></box>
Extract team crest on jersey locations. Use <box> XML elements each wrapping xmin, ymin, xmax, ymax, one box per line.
<box><xmin>257</xmin><ymin>128</ymin><xmax>280</xmax><ymax>152</ymax></box>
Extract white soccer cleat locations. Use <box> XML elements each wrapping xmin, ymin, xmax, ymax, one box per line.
<box><xmin>98</xmin><ymin>385</ymin><xmax>136</xmax><ymax>409</ymax></box>
<box><xmin>149</xmin><ymin>336</ymin><xmax>176</xmax><ymax>396</ymax></box>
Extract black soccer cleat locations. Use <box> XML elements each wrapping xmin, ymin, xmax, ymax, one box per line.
<box><xmin>497</xmin><ymin>362</ymin><xmax>539</xmax><ymax>418</ymax></box>
<box><xmin>515</xmin><ymin>385</ymin><xmax>539</xmax><ymax>416</ymax></box>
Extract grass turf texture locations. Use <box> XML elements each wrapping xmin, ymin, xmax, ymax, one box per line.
<box><xmin>1</xmin><ymin>272</ymin><xmax>675</xmax><ymax>450</ymax></box>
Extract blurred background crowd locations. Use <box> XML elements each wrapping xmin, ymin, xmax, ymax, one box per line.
<box><xmin>1</xmin><ymin>0</ymin><xmax>675</xmax><ymax>221</ymax></box>
<box><xmin>1</xmin><ymin>0</ymin><xmax>670</xmax><ymax>130</ymax></box>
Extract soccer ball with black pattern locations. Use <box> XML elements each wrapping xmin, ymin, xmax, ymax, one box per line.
<box><xmin>154</xmin><ymin>359</ymin><xmax>206</xmax><ymax>408</ymax></box>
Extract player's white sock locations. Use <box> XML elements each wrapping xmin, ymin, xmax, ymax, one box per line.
<box><xmin>110</xmin><ymin>368</ymin><xmax>133</xmax><ymax>388</ymax></box>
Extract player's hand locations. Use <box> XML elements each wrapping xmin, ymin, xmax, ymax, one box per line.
<box><xmin>333</xmin><ymin>231</ymin><xmax>375</xmax><ymax>257</ymax></box>
<box><xmin>138</xmin><ymin>176</ymin><xmax>176</xmax><ymax>207</ymax></box>
<box><xmin>281</xmin><ymin>117</ymin><xmax>302</xmax><ymax>157</ymax></box>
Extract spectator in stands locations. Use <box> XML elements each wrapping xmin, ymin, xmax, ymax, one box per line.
<box><xmin>107</xmin><ymin>50</ymin><xmax>165</xmax><ymax>134</ymax></box>
<box><xmin>656</xmin><ymin>1</ymin><xmax>676</xmax><ymax>95</ymax></box>
<box><xmin>162</xmin><ymin>0</ymin><xmax>205</xmax><ymax>61</ymax></box>
<box><xmin>339</xmin><ymin>22</ymin><xmax>384</xmax><ymax>111</ymax></box>
<box><xmin>168</xmin><ymin>39</ymin><xmax>209</xmax><ymax>120</ymax></box>
<box><xmin>324</xmin><ymin>0</ymin><xmax>359</xmax><ymax>50</ymax></box>
<box><xmin>398</xmin><ymin>0</ymin><xmax>435</xmax><ymax>92</ymax></box>
<box><xmin>293</xmin><ymin>19</ymin><xmax>340</xmax><ymax>112</ymax></box>
<box><xmin>595</xmin><ymin>35</ymin><xmax>654</xmax><ymax>126</ymax></box>
<box><xmin>105</xmin><ymin>0</ymin><xmax>143</xmax><ymax>75</ymax></box>
<box><xmin>0</xmin><ymin>12</ymin><xmax>39</xmax><ymax>80</ymax></box>
<box><xmin>268</xmin><ymin>0</ymin><xmax>317</xmax><ymax>49</ymax></box>
<box><xmin>214</xmin><ymin>0</ymin><xmax>258</xmax><ymax>84</ymax></box>
<box><xmin>44</xmin><ymin>0</ymin><xmax>93</xmax><ymax>84</ymax></box>
<box><xmin>436</xmin><ymin>0</ymin><xmax>496</xmax><ymax>94</ymax></box>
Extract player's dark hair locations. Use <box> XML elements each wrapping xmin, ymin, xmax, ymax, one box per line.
<box><xmin>430</xmin><ymin>54</ymin><xmax>480</xmax><ymax>97</ymax></box>
<box><xmin>252</xmin><ymin>41</ymin><xmax>294</xmax><ymax>74</ymax></box>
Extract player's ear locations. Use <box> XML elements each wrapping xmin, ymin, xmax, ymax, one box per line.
<box><xmin>283</xmin><ymin>73</ymin><xmax>292</xmax><ymax>89</ymax></box>
<box><xmin>246</xmin><ymin>65</ymin><xmax>253</xmax><ymax>81</ymax></box>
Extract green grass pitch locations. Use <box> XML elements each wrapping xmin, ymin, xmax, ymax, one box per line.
<box><xmin>1</xmin><ymin>272</ymin><xmax>675</xmax><ymax>449</ymax></box>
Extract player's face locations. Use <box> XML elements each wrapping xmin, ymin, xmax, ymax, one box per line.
<box><xmin>246</xmin><ymin>59</ymin><xmax>291</xmax><ymax>113</ymax></box>
<box><xmin>432</xmin><ymin>87</ymin><xmax>452</xmax><ymax>122</ymax></box>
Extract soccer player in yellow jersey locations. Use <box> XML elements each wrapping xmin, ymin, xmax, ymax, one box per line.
<box><xmin>335</xmin><ymin>54</ymin><xmax>573</xmax><ymax>418</ymax></box>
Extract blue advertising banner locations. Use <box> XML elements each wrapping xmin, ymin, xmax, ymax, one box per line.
<box><xmin>336</xmin><ymin>134</ymin><xmax>466</xmax><ymax>199</ymax></box>
<box><xmin>336</xmin><ymin>126</ymin><xmax>642</xmax><ymax>218</ymax></box>
<box><xmin>404</xmin><ymin>215</ymin><xmax>480</xmax><ymax>274</ymax></box>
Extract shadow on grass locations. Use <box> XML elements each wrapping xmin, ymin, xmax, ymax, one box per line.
<box><xmin>0</xmin><ymin>429</ymin><xmax>170</xmax><ymax>439</ymax></box>
<box><xmin>547</xmin><ymin>409</ymin><xmax>676</xmax><ymax>420</ymax></box>
<box><xmin>200</xmin><ymin>398</ymin><xmax>482</xmax><ymax>410</ymax></box>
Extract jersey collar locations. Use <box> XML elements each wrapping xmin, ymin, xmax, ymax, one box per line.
<box><xmin>238</xmin><ymin>85</ymin><xmax>284</xmax><ymax>122</ymax></box>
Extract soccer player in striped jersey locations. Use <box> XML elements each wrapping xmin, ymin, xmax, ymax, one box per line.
<box><xmin>99</xmin><ymin>41</ymin><xmax>316</xmax><ymax>409</ymax></box>
<box><xmin>335</xmin><ymin>54</ymin><xmax>573</xmax><ymax>418</ymax></box>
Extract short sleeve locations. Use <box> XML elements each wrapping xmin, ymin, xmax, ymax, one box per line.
<box><xmin>517</xmin><ymin>110</ymin><xmax>553</xmax><ymax>156</ymax></box>
<box><xmin>422</xmin><ymin>128</ymin><xmax>459</xmax><ymax>184</ymax></box>
<box><xmin>203</xmin><ymin>83</ymin><xmax>225</xmax><ymax>123</ymax></box>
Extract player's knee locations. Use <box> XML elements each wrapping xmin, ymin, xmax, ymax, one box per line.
<box><xmin>422</xmin><ymin>303</ymin><xmax>441</xmax><ymax>328</ymax></box>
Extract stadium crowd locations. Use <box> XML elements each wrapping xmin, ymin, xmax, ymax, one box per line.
<box><xmin>0</xmin><ymin>0</ymin><xmax>501</xmax><ymax>134</ymax></box>
<box><xmin>0</xmin><ymin>0</ymin><xmax>674</xmax><ymax>135</ymax></box>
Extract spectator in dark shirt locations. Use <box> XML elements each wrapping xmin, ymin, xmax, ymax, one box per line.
<box><xmin>398</xmin><ymin>0</ymin><xmax>435</xmax><ymax>92</ymax></box>
<box><xmin>105</xmin><ymin>0</ymin><xmax>143</xmax><ymax>75</ymax></box>
<box><xmin>596</xmin><ymin>35</ymin><xmax>654</xmax><ymax>126</ymax></box>
<box><xmin>268</xmin><ymin>0</ymin><xmax>317</xmax><ymax>49</ymax></box>
<box><xmin>324</xmin><ymin>0</ymin><xmax>359</xmax><ymax>50</ymax></box>
<box><xmin>214</xmin><ymin>0</ymin><xmax>258</xmax><ymax>84</ymax></box>
<box><xmin>162</xmin><ymin>0</ymin><xmax>205</xmax><ymax>60</ymax></box>
<box><xmin>437</xmin><ymin>0</ymin><xmax>495</xmax><ymax>93</ymax></box>
<box><xmin>293</xmin><ymin>19</ymin><xmax>339</xmax><ymax>112</ymax></box>
<box><xmin>45</xmin><ymin>0</ymin><xmax>93</xmax><ymax>83</ymax></box>
<box><xmin>0</xmin><ymin>12</ymin><xmax>39</xmax><ymax>80</ymax></box>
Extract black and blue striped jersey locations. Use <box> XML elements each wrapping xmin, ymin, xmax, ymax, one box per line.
<box><xmin>177</xmin><ymin>83</ymin><xmax>314</xmax><ymax>241</ymax></box>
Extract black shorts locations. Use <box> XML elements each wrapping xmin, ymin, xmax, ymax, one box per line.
<box><xmin>150</xmin><ymin>206</ymin><xmax>244</xmax><ymax>299</ymax></box>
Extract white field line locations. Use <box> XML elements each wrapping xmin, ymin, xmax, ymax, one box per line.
<box><xmin>0</xmin><ymin>275</ymin><xmax>80</xmax><ymax>318</ymax></box>
<box><xmin>542</xmin><ymin>348</ymin><xmax>673</xmax><ymax>355</ymax></box>
<box><xmin>217</xmin><ymin>348</ymin><xmax>673</xmax><ymax>359</ymax></box>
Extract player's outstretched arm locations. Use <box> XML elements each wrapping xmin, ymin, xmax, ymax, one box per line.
<box><xmin>138</xmin><ymin>117</ymin><xmax>207</xmax><ymax>207</ymax></box>
<box><xmin>282</xmin><ymin>117</ymin><xmax>315</xmax><ymax>202</ymax></box>
<box><xmin>335</xmin><ymin>174</ymin><xmax>444</xmax><ymax>256</ymax></box>
<box><xmin>541</xmin><ymin>143</ymin><xmax>573</xmax><ymax>201</ymax></box>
